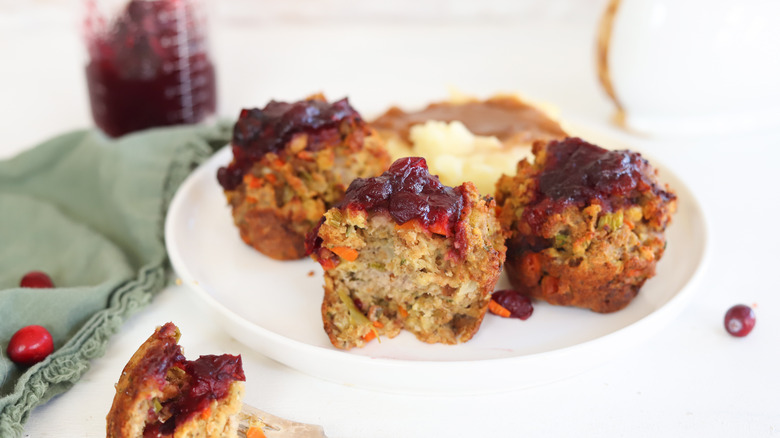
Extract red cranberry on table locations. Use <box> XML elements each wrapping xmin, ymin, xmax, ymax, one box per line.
<box><xmin>6</xmin><ymin>325</ymin><xmax>54</xmax><ymax>366</ymax></box>
<box><xmin>19</xmin><ymin>271</ymin><xmax>54</xmax><ymax>288</ymax></box>
<box><xmin>724</xmin><ymin>304</ymin><xmax>756</xmax><ymax>337</ymax></box>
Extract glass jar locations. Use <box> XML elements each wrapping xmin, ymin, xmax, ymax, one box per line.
<box><xmin>83</xmin><ymin>0</ymin><xmax>216</xmax><ymax>137</ymax></box>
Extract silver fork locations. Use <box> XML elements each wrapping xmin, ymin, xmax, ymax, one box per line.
<box><xmin>238</xmin><ymin>403</ymin><xmax>328</xmax><ymax>438</ymax></box>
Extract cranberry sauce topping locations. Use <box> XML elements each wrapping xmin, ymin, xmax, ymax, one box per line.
<box><xmin>306</xmin><ymin>157</ymin><xmax>467</xmax><ymax>262</ymax></box>
<box><xmin>217</xmin><ymin>97</ymin><xmax>361</xmax><ymax>190</ymax></box>
<box><xmin>340</xmin><ymin>157</ymin><xmax>464</xmax><ymax>232</ymax></box>
<box><xmin>175</xmin><ymin>355</ymin><xmax>245</xmax><ymax>420</ymax></box>
<box><xmin>143</xmin><ymin>324</ymin><xmax>185</xmax><ymax>386</ymax></box>
<box><xmin>145</xmin><ymin>354</ymin><xmax>245</xmax><ymax>436</ymax></box>
<box><xmin>523</xmin><ymin>137</ymin><xmax>674</xmax><ymax>232</ymax></box>
<box><xmin>539</xmin><ymin>138</ymin><xmax>653</xmax><ymax>203</ymax></box>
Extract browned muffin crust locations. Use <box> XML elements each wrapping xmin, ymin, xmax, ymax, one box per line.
<box><xmin>495</xmin><ymin>138</ymin><xmax>677</xmax><ymax>313</ymax></box>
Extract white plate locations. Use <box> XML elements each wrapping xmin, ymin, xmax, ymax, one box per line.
<box><xmin>165</xmin><ymin>130</ymin><xmax>709</xmax><ymax>394</ymax></box>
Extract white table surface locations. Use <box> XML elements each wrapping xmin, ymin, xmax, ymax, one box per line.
<box><xmin>2</xmin><ymin>2</ymin><xmax>779</xmax><ymax>437</ymax></box>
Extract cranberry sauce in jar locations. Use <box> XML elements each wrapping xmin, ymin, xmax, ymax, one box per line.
<box><xmin>84</xmin><ymin>0</ymin><xmax>216</xmax><ymax>137</ymax></box>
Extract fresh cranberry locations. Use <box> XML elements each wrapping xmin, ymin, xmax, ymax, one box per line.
<box><xmin>724</xmin><ymin>304</ymin><xmax>756</xmax><ymax>337</ymax></box>
<box><xmin>19</xmin><ymin>271</ymin><xmax>54</xmax><ymax>288</ymax></box>
<box><xmin>492</xmin><ymin>290</ymin><xmax>534</xmax><ymax>320</ymax></box>
<box><xmin>7</xmin><ymin>325</ymin><xmax>54</xmax><ymax>366</ymax></box>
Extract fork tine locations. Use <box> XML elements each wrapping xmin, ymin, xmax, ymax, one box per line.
<box><xmin>237</xmin><ymin>403</ymin><xmax>327</xmax><ymax>438</ymax></box>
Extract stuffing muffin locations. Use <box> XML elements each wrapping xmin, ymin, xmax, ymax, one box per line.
<box><xmin>106</xmin><ymin>323</ymin><xmax>245</xmax><ymax>438</ymax></box>
<box><xmin>495</xmin><ymin>137</ymin><xmax>677</xmax><ymax>313</ymax></box>
<box><xmin>307</xmin><ymin>157</ymin><xmax>506</xmax><ymax>349</ymax></box>
<box><xmin>217</xmin><ymin>94</ymin><xmax>391</xmax><ymax>260</ymax></box>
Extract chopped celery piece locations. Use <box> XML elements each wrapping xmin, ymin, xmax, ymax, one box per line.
<box><xmin>326</xmin><ymin>209</ymin><xmax>344</xmax><ymax>227</ymax></box>
<box><xmin>337</xmin><ymin>289</ymin><xmax>379</xmax><ymax>340</ymax></box>
<box><xmin>598</xmin><ymin>211</ymin><xmax>624</xmax><ymax>231</ymax></box>
<box><xmin>338</xmin><ymin>290</ymin><xmax>371</xmax><ymax>325</ymax></box>
<box><xmin>153</xmin><ymin>398</ymin><xmax>163</xmax><ymax>414</ymax></box>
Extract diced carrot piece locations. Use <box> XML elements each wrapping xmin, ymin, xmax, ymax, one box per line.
<box><xmin>488</xmin><ymin>299</ymin><xmax>512</xmax><ymax>318</ymax></box>
<box><xmin>397</xmin><ymin>304</ymin><xmax>409</xmax><ymax>318</ymax></box>
<box><xmin>200</xmin><ymin>406</ymin><xmax>212</xmax><ymax>419</ymax></box>
<box><xmin>520</xmin><ymin>252</ymin><xmax>542</xmax><ymax>286</ymax></box>
<box><xmin>247</xmin><ymin>426</ymin><xmax>267</xmax><ymax>438</ymax></box>
<box><xmin>395</xmin><ymin>220</ymin><xmax>419</xmax><ymax>231</ymax></box>
<box><xmin>372</xmin><ymin>320</ymin><xmax>384</xmax><ymax>328</ymax></box>
<box><xmin>330</xmin><ymin>246</ymin><xmax>359</xmax><ymax>262</ymax></box>
<box><xmin>428</xmin><ymin>221</ymin><xmax>449</xmax><ymax>236</ymax></box>
<box><xmin>625</xmin><ymin>268</ymin><xmax>641</xmax><ymax>277</ymax></box>
<box><xmin>362</xmin><ymin>330</ymin><xmax>376</xmax><ymax>342</ymax></box>
<box><xmin>297</xmin><ymin>150</ymin><xmax>314</xmax><ymax>160</ymax></box>
<box><xmin>541</xmin><ymin>275</ymin><xmax>559</xmax><ymax>296</ymax></box>
<box><xmin>243</xmin><ymin>174</ymin><xmax>263</xmax><ymax>189</ymax></box>
<box><xmin>265</xmin><ymin>174</ymin><xmax>277</xmax><ymax>184</ymax></box>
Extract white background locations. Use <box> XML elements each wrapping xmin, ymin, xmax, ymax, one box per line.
<box><xmin>1</xmin><ymin>1</ymin><xmax>778</xmax><ymax>437</ymax></box>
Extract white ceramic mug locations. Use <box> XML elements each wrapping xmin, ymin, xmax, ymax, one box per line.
<box><xmin>598</xmin><ymin>0</ymin><xmax>780</xmax><ymax>136</ymax></box>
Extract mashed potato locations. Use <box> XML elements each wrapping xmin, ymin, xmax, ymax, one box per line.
<box><xmin>373</xmin><ymin>93</ymin><xmax>567</xmax><ymax>195</ymax></box>
<box><xmin>388</xmin><ymin>120</ymin><xmax>533</xmax><ymax>195</ymax></box>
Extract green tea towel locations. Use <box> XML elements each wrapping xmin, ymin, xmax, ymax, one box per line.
<box><xmin>0</xmin><ymin>124</ymin><xmax>230</xmax><ymax>437</ymax></box>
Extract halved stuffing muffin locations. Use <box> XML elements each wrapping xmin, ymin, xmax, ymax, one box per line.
<box><xmin>495</xmin><ymin>137</ymin><xmax>677</xmax><ymax>313</ymax></box>
<box><xmin>307</xmin><ymin>157</ymin><xmax>506</xmax><ymax>349</ymax></box>
<box><xmin>217</xmin><ymin>94</ymin><xmax>390</xmax><ymax>260</ymax></box>
<box><xmin>106</xmin><ymin>323</ymin><xmax>245</xmax><ymax>438</ymax></box>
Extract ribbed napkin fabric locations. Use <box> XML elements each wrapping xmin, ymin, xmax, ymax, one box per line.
<box><xmin>0</xmin><ymin>124</ymin><xmax>230</xmax><ymax>437</ymax></box>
